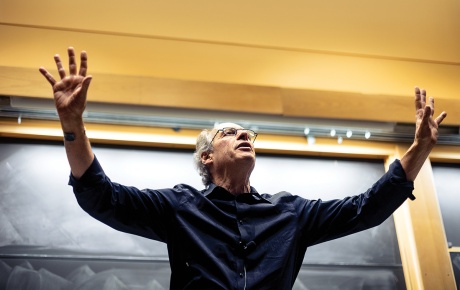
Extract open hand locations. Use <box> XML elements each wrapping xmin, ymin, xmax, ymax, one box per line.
<box><xmin>39</xmin><ymin>47</ymin><xmax>92</xmax><ymax>122</ymax></box>
<box><xmin>414</xmin><ymin>87</ymin><xmax>447</xmax><ymax>147</ymax></box>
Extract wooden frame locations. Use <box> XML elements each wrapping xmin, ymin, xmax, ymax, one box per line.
<box><xmin>2</xmin><ymin>66</ymin><xmax>460</xmax><ymax>126</ymax></box>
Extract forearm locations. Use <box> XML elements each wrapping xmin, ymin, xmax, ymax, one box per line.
<box><xmin>62</xmin><ymin>117</ymin><xmax>94</xmax><ymax>179</ymax></box>
<box><xmin>302</xmin><ymin>160</ymin><xmax>414</xmax><ymax>246</ymax></box>
<box><xmin>400</xmin><ymin>140</ymin><xmax>433</xmax><ymax>181</ymax></box>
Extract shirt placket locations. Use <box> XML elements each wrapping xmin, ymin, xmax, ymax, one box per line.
<box><xmin>235</xmin><ymin>199</ymin><xmax>251</xmax><ymax>290</ymax></box>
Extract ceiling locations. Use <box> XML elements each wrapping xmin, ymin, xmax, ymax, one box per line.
<box><xmin>1</xmin><ymin>0</ymin><xmax>460</xmax><ymax>122</ymax></box>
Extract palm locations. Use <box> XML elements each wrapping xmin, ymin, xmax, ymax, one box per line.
<box><xmin>53</xmin><ymin>75</ymin><xmax>87</xmax><ymax>115</ymax></box>
<box><xmin>39</xmin><ymin>47</ymin><xmax>91</xmax><ymax>120</ymax></box>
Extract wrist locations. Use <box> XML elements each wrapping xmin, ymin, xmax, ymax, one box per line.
<box><xmin>64</xmin><ymin>132</ymin><xmax>76</xmax><ymax>141</ymax></box>
<box><xmin>63</xmin><ymin>128</ymin><xmax>86</xmax><ymax>141</ymax></box>
<box><xmin>412</xmin><ymin>138</ymin><xmax>435</xmax><ymax>153</ymax></box>
<box><xmin>60</xmin><ymin>117</ymin><xmax>84</xmax><ymax>132</ymax></box>
<box><xmin>60</xmin><ymin>119</ymin><xmax>86</xmax><ymax>142</ymax></box>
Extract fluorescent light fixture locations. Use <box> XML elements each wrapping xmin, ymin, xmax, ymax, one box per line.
<box><xmin>1</xmin><ymin>96</ymin><xmax>459</xmax><ymax>145</ymax></box>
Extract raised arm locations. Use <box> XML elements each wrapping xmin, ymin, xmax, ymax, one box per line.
<box><xmin>400</xmin><ymin>87</ymin><xmax>447</xmax><ymax>181</ymax></box>
<box><xmin>39</xmin><ymin>47</ymin><xmax>94</xmax><ymax>178</ymax></box>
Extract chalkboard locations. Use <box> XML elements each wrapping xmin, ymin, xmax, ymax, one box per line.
<box><xmin>432</xmin><ymin>163</ymin><xmax>460</xmax><ymax>289</ymax></box>
<box><xmin>0</xmin><ymin>138</ymin><xmax>405</xmax><ymax>289</ymax></box>
<box><xmin>432</xmin><ymin>163</ymin><xmax>460</xmax><ymax>247</ymax></box>
<box><xmin>252</xmin><ymin>154</ymin><xmax>401</xmax><ymax>265</ymax></box>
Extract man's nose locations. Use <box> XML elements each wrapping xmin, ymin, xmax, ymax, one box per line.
<box><xmin>237</xmin><ymin>130</ymin><xmax>250</xmax><ymax>140</ymax></box>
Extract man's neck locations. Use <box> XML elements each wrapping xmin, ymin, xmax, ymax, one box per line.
<box><xmin>212</xmin><ymin>174</ymin><xmax>251</xmax><ymax>195</ymax></box>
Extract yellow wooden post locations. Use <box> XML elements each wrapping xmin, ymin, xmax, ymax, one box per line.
<box><xmin>387</xmin><ymin>145</ymin><xmax>457</xmax><ymax>290</ymax></box>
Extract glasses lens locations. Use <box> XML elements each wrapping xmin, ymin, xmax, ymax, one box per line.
<box><xmin>219</xmin><ymin>128</ymin><xmax>257</xmax><ymax>142</ymax></box>
<box><xmin>247</xmin><ymin>131</ymin><xmax>255</xmax><ymax>142</ymax></box>
<box><xmin>223</xmin><ymin>128</ymin><xmax>237</xmax><ymax>136</ymax></box>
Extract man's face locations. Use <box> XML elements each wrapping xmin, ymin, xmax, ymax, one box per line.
<box><xmin>208</xmin><ymin>123</ymin><xmax>256</xmax><ymax>171</ymax></box>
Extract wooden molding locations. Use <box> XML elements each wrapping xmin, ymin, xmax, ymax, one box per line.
<box><xmin>2</xmin><ymin>66</ymin><xmax>460</xmax><ymax>125</ymax></box>
<box><xmin>0</xmin><ymin>117</ymin><xmax>395</xmax><ymax>159</ymax></box>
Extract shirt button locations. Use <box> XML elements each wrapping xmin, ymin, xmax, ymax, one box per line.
<box><xmin>239</xmin><ymin>272</ymin><xmax>244</xmax><ymax>278</ymax></box>
<box><xmin>239</xmin><ymin>219</ymin><xmax>243</xmax><ymax>224</ymax></box>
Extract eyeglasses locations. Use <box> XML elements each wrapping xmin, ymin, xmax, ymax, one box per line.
<box><xmin>211</xmin><ymin>127</ymin><xmax>258</xmax><ymax>144</ymax></box>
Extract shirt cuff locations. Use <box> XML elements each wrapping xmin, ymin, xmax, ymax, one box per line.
<box><xmin>390</xmin><ymin>159</ymin><xmax>416</xmax><ymax>200</ymax></box>
<box><xmin>68</xmin><ymin>155</ymin><xmax>105</xmax><ymax>188</ymax></box>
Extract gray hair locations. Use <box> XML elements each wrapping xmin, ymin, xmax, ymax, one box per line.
<box><xmin>193</xmin><ymin>128</ymin><xmax>216</xmax><ymax>186</ymax></box>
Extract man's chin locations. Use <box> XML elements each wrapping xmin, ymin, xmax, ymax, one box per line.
<box><xmin>239</xmin><ymin>153</ymin><xmax>256</xmax><ymax>163</ymax></box>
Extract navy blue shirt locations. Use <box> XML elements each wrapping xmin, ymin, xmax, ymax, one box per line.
<box><xmin>70</xmin><ymin>156</ymin><xmax>414</xmax><ymax>290</ymax></box>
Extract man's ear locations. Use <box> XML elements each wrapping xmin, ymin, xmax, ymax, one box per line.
<box><xmin>201</xmin><ymin>151</ymin><xmax>213</xmax><ymax>165</ymax></box>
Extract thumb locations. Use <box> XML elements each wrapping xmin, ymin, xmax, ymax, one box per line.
<box><xmin>435</xmin><ymin>111</ymin><xmax>447</xmax><ymax>126</ymax></box>
<box><xmin>80</xmin><ymin>75</ymin><xmax>92</xmax><ymax>96</ymax></box>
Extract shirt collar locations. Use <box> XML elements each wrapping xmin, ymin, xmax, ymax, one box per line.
<box><xmin>203</xmin><ymin>183</ymin><xmax>272</xmax><ymax>204</ymax></box>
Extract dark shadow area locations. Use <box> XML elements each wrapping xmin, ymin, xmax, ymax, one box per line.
<box><xmin>0</xmin><ymin>258</ymin><xmax>405</xmax><ymax>290</ymax></box>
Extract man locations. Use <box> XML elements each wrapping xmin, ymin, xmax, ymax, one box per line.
<box><xmin>39</xmin><ymin>47</ymin><xmax>446</xmax><ymax>289</ymax></box>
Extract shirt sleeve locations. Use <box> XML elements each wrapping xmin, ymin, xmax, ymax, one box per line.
<box><xmin>298</xmin><ymin>159</ymin><xmax>414</xmax><ymax>246</ymax></box>
<box><xmin>68</xmin><ymin>155</ymin><xmax>174</xmax><ymax>242</ymax></box>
